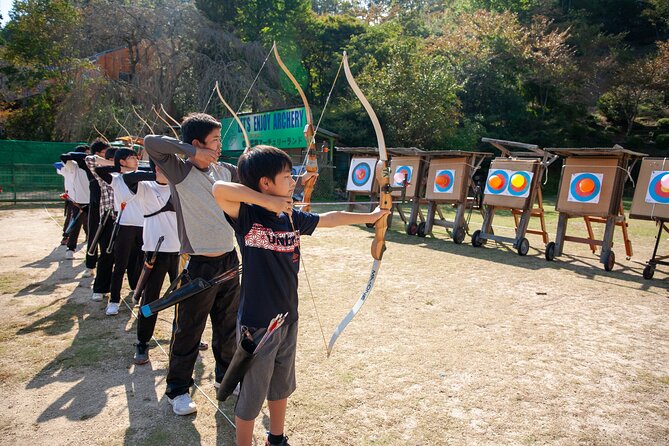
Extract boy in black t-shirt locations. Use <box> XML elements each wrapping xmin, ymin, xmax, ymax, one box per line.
<box><xmin>212</xmin><ymin>145</ymin><xmax>388</xmax><ymax>446</ymax></box>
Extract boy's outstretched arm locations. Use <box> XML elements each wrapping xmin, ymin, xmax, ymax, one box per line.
<box><xmin>212</xmin><ymin>181</ymin><xmax>294</xmax><ymax>219</ymax></box>
<box><xmin>317</xmin><ymin>207</ymin><xmax>390</xmax><ymax>228</ymax></box>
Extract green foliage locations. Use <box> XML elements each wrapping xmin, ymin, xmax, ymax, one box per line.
<box><xmin>658</xmin><ymin>118</ymin><xmax>669</xmax><ymax>131</ymax></box>
<box><xmin>0</xmin><ymin>0</ymin><xmax>83</xmax><ymax>140</ymax></box>
<box><xmin>624</xmin><ymin>134</ymin><xmax>644</xmax><ymax>149</ymax></box>
<box><xmin>655</xmin><ymin>134</ymin><xmax>669</xmax><ymax>149</ymax></box>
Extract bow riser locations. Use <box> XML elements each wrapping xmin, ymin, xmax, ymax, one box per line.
<box><xmin>372</xmin><ymin>160</ymin><xmax>392</xmax><ymax>260</ymax></box>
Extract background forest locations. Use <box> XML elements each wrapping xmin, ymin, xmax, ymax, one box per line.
<box><xmin>0</xmin><ymin>0</ymin><xmax>668</xmax><ymax>153</ymax></box>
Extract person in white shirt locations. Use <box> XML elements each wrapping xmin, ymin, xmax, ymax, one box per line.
<box><xmin>95</xmin><ymin>148</ymin><xmax>144</xmax><ymax>316</ymax></box>
<box><xmin>122</xmin><ymin>162</ymin><xmax>180</xmax><ymax>364</ymax></box>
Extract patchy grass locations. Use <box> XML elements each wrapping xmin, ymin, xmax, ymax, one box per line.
<box><xmin>0</xmin><ymin>272</ymin><xmax>35</xmax><ymax>295</ymax></box>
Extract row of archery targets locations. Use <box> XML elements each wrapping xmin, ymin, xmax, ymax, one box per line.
<box><xmin>339</xmin><ymin>138</ymin><xmax>669</xmax><ymax>279</ymax></box>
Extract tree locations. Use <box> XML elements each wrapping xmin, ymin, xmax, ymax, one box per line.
<box><xmin>0</xmin><ymin>0</ymin><xmax>84</xmax><ymax>140</ymax></box>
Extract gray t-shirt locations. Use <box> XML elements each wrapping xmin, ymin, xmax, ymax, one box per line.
<box><xmin>144</xmin><ymin>135</ymin><xmax>238</xmax><ymax>255</ymax></box>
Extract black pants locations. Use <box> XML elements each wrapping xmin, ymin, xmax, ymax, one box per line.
<box><xmin>165</xmin><ymin>251</ymin><xmax>240</xmax><ymax>398</ymax></box>
<box><xmin>110</xmin><ymin>225</ymin><xmax>143</xmax><ymax>303</ymax></box>
<box><xmin>62</xmin><ymin>201</ymin><xmax>72</xmax><ymax>237</ymax></box>
<box><xmin>137</xmin><ymin>251</ymin><xmax>179</xmax><ymax>344</ymax></box>
<box><xmin>85</xmin><ymin>201</ymin><xmax>100</xmax><ymax>269</ymax></box>
<box><xmin>66</xmin><ymin>204</ymin><xmax>88</xmax><ymax>251</ymax></box>
<box><xmin>92</xmin><ymin>214</ymin><xmax>115</xmax><ymax>294</ymax></box>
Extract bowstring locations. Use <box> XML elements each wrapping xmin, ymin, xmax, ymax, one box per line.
<box><xmin>218</xmin><ymin>45</ymin><xmax>275</xmax><ymax>143</ymax></box>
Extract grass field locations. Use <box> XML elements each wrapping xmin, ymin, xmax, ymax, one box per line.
<box><xmin>0</xmin><ymin>202</ymin><xmax>667</xmax><ymax>446</ymax></box>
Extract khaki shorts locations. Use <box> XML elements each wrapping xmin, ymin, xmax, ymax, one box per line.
<box><xmin>234</xmin><ymin>321</ymin><xmax>298</xmax><ymax>420</ymax></box>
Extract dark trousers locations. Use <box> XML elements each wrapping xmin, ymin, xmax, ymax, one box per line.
<box><xmin>62</xmin><ymin>201</ymin><xmax>72</xmax><ymax>237</ymax></box>
<box><xmin>85</xmin><ymin>201</ymin><xmax>100</xmax><ymax>269</ymax></box>
<box><xmin>137</xmin><ymin>251</ymin><xmax>179</xmax><ymax>344</ymax></box>
<box><xmin>165</xmin><ymin>251</ymin><xmax>240</xmax><ymax>398</ymax></box>
<box><xmin>66</xmin><ymin>204</ymin><xmax>88</xmax><ymax>251</ymax></box>
<box><xmin>92</xmin><ymin>214</ymin><xmax>115</xmax><ymax>294</ymax></box>
<box><xmin>110</xmin><ymin>225</ymin><xmax>144</xmax><ymax>303</ymax></box>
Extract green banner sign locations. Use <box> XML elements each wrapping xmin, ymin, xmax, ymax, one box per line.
<box><xmin>221</xmin><ymin>107</ymin><xmax>307</xmax><ymax>151</ymax></box>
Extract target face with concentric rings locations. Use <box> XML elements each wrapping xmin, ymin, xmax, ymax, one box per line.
<box><xmin>568</xmin><ymin>172</ymin><xmax>603</xmax><ymax>203</ymax></box>
<box><xmin>346</xmin><ymin>157</ymin><xmax>377</xmax><ymax>192</ymax></box>
<box><xmin>433</xmin><ymin>169</ymin><xmax>455</xmax><ymax>193</ymax></box>
<box><xmin>393</xmin><ymin>165</ymin><xmax>413</xmax><ymax>187</ymax></box>
<box><xmin>645</xmin><ymin>170</ymin><xmax>669</xmax><ymax>204</ymax></box>
<box><xmin>507</xmin><ymin>171</ymin><xmax>532</xmax><ymax>197</ymax></box>
<box><xmin>485</xmin><ymin>169</ymin><xmax>509</xmax><ymax>195</ymax></box>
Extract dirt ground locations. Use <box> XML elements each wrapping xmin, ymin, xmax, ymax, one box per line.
<box><xmin>0</xmin><ymin>204</ymin><xmax>667</xmax><ymax>446</ymax></box>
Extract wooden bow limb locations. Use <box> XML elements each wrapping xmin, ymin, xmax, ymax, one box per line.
<box><xmin>151</xmin><ymin>105</ymin><xmax>180</xmax><ymax>140</ymax></box>
<box><xmin>160</xmin><ymin>104</ymin><xmax>182</xmax><ymax>131</ymax></box>
<box><xmin>112</xmin><ymin>113</ymin><xmax>139</xmax><ymax>148</ymax></box>
<box><xmin>93</xmin><ymin>124</ymin><xmax>110</xmax><ymax>143</ymax></box>
<box><xmin>214</xmin><ymin>81</ymin><xmax>251</xmax><ymax>152</ymax></box>
<box><xmin>273</xmin><ymin>42</ymin><xmax>318</xmax><ymax>212</ymax></box>
<box><xmin>132</xmin><ymin>105</ymin><xmax>155</xmax><ymax>135</ymax></box>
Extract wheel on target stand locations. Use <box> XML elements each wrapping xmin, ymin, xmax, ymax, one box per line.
<box><xmin>517</xmin><ymin>237</ymin><xmax>530</xmax><ymax>256</ymax></box>
<box><xmin>604</xmin><ymin>250</ymin><xmax>616</xmax><ymax>272</ymax></box>
<box><xmin>642</xmin><ymin>264</ymin><xmax>655</xmax><ymax>280</ymax></box>
<box><xmin>417</xmin><ymin>222</ymin><xmax>427</xmax><ymax>238</ymax></box>
<box><xmin>407</xmin><ymin>222</ymin><xmax>418</xmax><ymax>236</ymax></box>
<box><xmin>545</xmin><ymin>241</ymin><xmax>556</xmax><ymax>261</ymax></box>
<box><xmin>453</xmin><ymin>227</ymin><xmax>466</xmax><ymax>244</ymax></box>
<box><xmin>471</xmin><ymin>230</ymin><xmax>484</xmax><ymax>247</ymax></box>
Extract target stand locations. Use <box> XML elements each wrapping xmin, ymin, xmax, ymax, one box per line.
<box><xmin>471</xmin><ymin>138</ymin><xmax>558</xmax><ymax>257</ymax></box>
<box><xmin>629</xmin><ymin>157</ymin><xmax>669</xmax><ymax>279</ymax></box>
<box><xmin>387</xmin><ymin>148</ymin><xmax>428</xmax><ymax>233</ymax></box>
<box><xmin>408</xmin><ymin>150</ymin><xmax>493</xmax><ymax>242</ymax></box>
<box><xmin>550</xmin><ymin>146</ymin><xmax>646</xmax><ymax>271</ymax></box>
<box><xmin>339</xmin><ymin>148</ymin><xmax>381</xmax><ymax>213</ymax></box>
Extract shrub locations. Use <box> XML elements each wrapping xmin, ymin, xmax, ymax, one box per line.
<box><xmin>657</xmin><ymin>118</ymin><xmax>669</xmax><ymax>131</ymax></box>
<box><xmin>655</xmin><ymin>134</ymin><xmax>669</xmax><ymax>150</ymax></box>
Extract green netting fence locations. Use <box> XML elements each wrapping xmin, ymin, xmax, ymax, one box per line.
<box><xmin>0</xmin><ymin>140</ymin><xmax>85</xmax><ymax>203</ymax></box>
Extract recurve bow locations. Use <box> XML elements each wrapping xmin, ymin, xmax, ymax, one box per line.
<box><xmin>326</xmin><ymin>51</ymin><xmax>392</xmax><ymax>356</ymax></box>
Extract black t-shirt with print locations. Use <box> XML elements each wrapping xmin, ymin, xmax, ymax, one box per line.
<box><xmin>227</xmin><ymin>203</ymin><xmax>319</xmax><ymax>328</ymax></box>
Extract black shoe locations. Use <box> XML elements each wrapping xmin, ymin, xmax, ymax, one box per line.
<box><xmin>198</xmin><ymin>341</ymin><xmax>208</xmax><ymax>351</ymax></box>
<box><xmin>265</xmin><ymin>434</ymin><xmax>290</xmax><ymax>446</ymax></box>
<box><xmin>133</xmin><ymin>343</ymin><xmax>149</xmax><ymax>365</ymax></box>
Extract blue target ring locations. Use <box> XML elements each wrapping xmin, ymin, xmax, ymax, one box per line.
<box><xmin>434</xmin><ymin>170</ymin><xmax>455</xmax><ymax>193</ymax></box>
<box><xmin>351</xmin><ymin>162</ymin><xmax>372</xmax><ymax>187</ymax></box>
<box><xmin>394</xmin><ymin>165</ymin><xmax>412</xmax><ymax>186</ymax></box>
<box><xmin>507</xmin><ymin>171</ymin><xmax>532</xmax><ymax>196</ymax></box>
<box><xmin>648</xmin><ymin>172</ymin><xmax>669</xmax><ymax>204</ymax></box>
<box><xmin>486</xmin><ymin>169</ymin><xmax>509</xmax><ymax>195</ymax></box>
<box><xmin>569</xmin><ymin>173</ymin><xmax>601</xmax><ymax>202</ymax></box>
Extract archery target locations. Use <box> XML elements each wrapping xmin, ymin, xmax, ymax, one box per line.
<box><xmin>568</xmin><ymin>172</ymin><xmax>603</xmax><ymax>204</ymax></box>
<box><xmin>433</xmin><ymin>169</ymin><xmax>455</xmax><ymax>194</ymax></box>
<box><xmin>346</xmin><ymin>157</ymin><xmax>376</xmax><ymax>192</ymax></box>
<box><xmin>392</xmin><ymin>165</ymin><xmax>413</xmax><ymax>187</ymax></box>
<box><xmin>507</xmin><ymin>171</ymin><xmax>533</xmax><ymax>197</ymax></box>
<box><xmin>485</xmin><ymin>169</ymin><xmax>509</xmax><ymax>195</ymax></box>
<box><xmin>646</xmin><ymin>170</ymin><xmax>669</xmax><ymax>204</ymax></box>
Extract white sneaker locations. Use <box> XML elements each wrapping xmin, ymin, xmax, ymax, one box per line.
<box><xmin>105</xmin><ymin>302</ymin><xmax>119</xmax><ymax>316</ymax></box>
<box><xmin>65</xmin><ymin>250</ymin><xmax>75</xmax><ymax>260</ymax></box>
<box><xmin>91</xmin><ymin>292</ymin><xmax>105</xmax><ymax>302</ymax></box>
<box><xmin>168</xmin><ymin>393</ymin><xmax>197</xmax><ymax>416</ymax></box>
<box><xmin>82</xmin><ymin>268</ymin><xmax>94</xmax><ymax>278</ymax></box>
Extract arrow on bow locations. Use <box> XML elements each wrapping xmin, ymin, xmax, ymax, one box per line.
<box><xmin>326</xmin><ymin>51</ymin><xmax>393</xmax><ymax>357</ymax></box>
